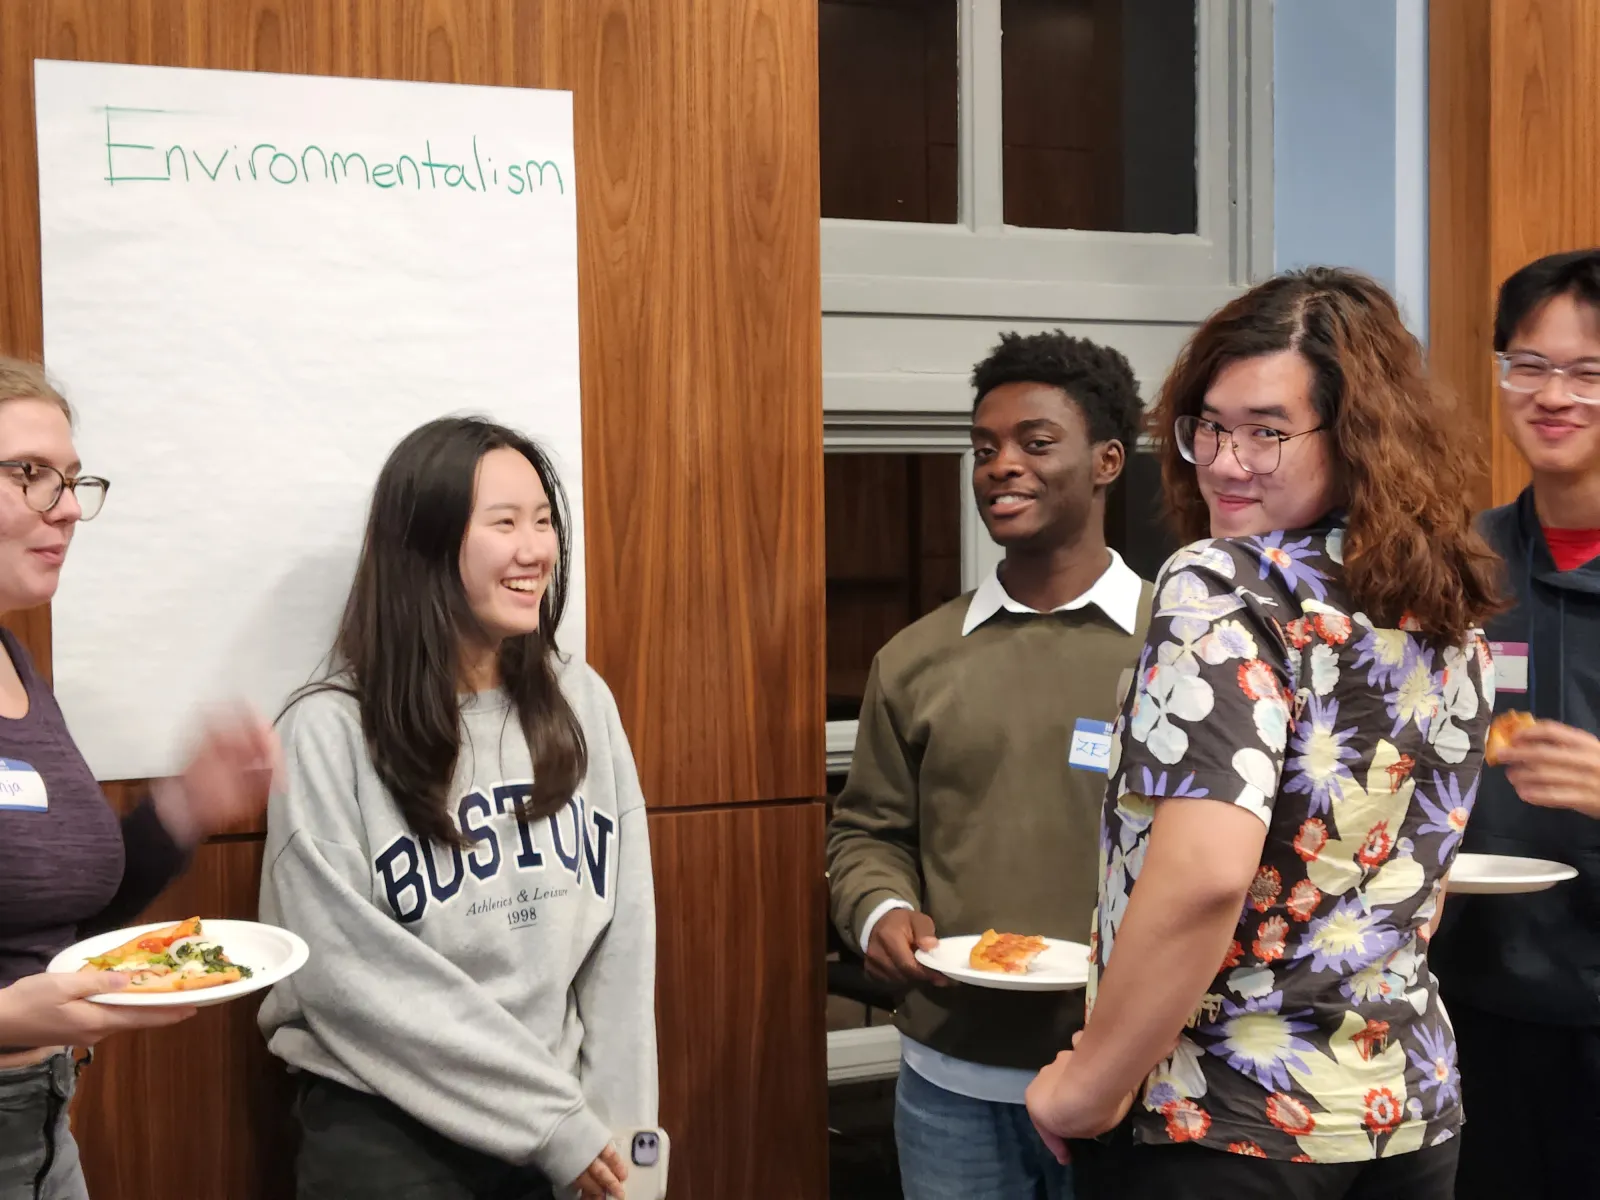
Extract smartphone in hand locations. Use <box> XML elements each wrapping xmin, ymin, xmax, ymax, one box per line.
<box><xmin>615</xmin><ymin>1127</ymin><xmax>671</xmax><ymax>1200</ymax></box>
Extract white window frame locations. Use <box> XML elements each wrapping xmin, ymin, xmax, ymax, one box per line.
<box><xmin>821</xmin><ymin>0</ymin><xmax>1273</xmax><ymax>326</ymax></box>
<box><xmin>822</xmin><ymin>1</ymin><xmax>1271</xmax><ymax>1082</ymax></box>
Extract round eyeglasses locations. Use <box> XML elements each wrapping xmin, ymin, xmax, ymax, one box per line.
<box><xmin>1174</xmin><ymin>415</ymin><xmax>1326</xmax><ymax>476</ymax></box>
<box><xmin>1495</xmin><ymin>352</ymin><xmax>1600</xmax><ymax>405</ymax></box>
<box><xmin>0</xmin><ymin>461</ymin><xmax>109</xmax><ymax>520</ymax></box>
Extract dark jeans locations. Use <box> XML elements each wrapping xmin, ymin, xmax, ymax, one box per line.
<box><xmin>296</xmin><ymin>1074</ymin><xmax>555</xmax><ymax>1200</ymax></box>
<box><xmin>1449</xmin><ymin>1001</ymin><xmax>1600</xmax><ymax>1200</ymax></box>
<box><xmin>0</xmin><ymin>1053</ymin><xmax>87</xmax><ymax>1200</ymax></box>
<box><xmin>1070</xmin><ymin>1122</ymin><xmax>1458</xmax><ymax>1200</ymax></box>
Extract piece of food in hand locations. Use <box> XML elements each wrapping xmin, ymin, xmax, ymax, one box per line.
<box><xmin>968</xmin><ymin>929</ymin><xmax>1049</xmax><ymax>975</ymax></box>
<box><xmin>1485</xmin><ymin>710</ymin><xmax>1537</xmax><ymax>766</ymax></box>
<box><xmin>82</xmin><ymin>917</ymin><xmax>253</xmax><ymax>992</ymax></box>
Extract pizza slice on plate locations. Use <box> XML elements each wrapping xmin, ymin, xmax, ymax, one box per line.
<box><xmin>968</xmin><ymin>929</ymin><xmax>1049</xmax><ymax>975</ymax></box>
<box><xmin>83</xmin><ymin>917</ymin><xmax>254</xmax><ymax>992</ymax></box>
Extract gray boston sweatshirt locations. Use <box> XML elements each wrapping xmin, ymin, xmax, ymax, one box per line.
<box><xmin>257</xmin><ymin>663</ymin><xmax>657</xmax><ymax>1187</ymax></box>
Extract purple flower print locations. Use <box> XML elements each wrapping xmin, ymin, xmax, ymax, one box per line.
<box><xmin>1416</xmin><ymin>770</ymin><xmax>1478</xmax><ymax>864</ymax></box>
<box><xmin>1407</xmin><ymin>1022</ymin><xmax>1460</xmax><ymax>1116</ymax></box>
<box><xmin>1135</xmin><ymin>767</ymin><xmax>1211</xmax><ymax>800</ymax></box>
<box><xmin>1384</xmin><ymin>641</ymin><xmax>1444</xmax><ymax>738</ymax></box>
<box><xmin>1283</xmin><ymin>694</ymin><xmax>1361</xmax><ymax>817</ymax></box>
<box><xmin>1249</xmin><ymin>532</ymin><xmax>1330</xmax><ymax>601</ymax></box>
<box><xmin>1295</xmin><ymin>896</ymin><xmax>1402</xmax><ymax>974</ymax></box>
<box><xmin>1204</xmin><ymin>991</ymin><xmax>1318</xmax><ymax>1093</ymax></box>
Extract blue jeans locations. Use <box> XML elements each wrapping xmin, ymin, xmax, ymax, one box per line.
<box><xmin>895</xmin><ymin>1063</ymin><xmax>1075</xmax><ymax>1200</ymax></box>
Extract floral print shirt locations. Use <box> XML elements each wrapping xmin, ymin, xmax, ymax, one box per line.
<box><xmin>1088</xmin><ymin>520</ymin><xmax>1491</xmax><ymax>1162</ymax></box>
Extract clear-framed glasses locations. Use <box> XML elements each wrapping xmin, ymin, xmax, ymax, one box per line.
<box><xmin>1495</xmin><ymin>352</ymin><xmax>1600</xmax><ymax>405</ymax></box>
<box><xmin>0</xmin><ymin>461</ymin><xmax>109</xmax><ymax>520</ymax></box>
<box><xmin>1174</xmin><ymin>415</ymin><xmax>1326</xmax><ymax>477</ymax></box>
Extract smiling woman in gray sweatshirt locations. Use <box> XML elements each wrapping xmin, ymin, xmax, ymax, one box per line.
<box><xmin>258</xmin><ymin>417</ymin><xmax>657</xmax><ymax>1200</ymax></box>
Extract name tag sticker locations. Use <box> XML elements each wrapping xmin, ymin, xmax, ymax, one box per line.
<box><xmin>1490</xmin><ymin>641</ymin><xmax>1528</xmax><ymax>694</ymax></box>
<box><xmin>0</xmin><ymin>758</ymin><xmax>47</xmax><ymax>811</ymax></box>
<box><xmin>1069</xmin><ymin>719</ymin><xmax>1113</xmax><ymax>774</ymax></box>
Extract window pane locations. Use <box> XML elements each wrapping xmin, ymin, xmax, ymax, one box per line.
<box><xmin>1001</xmin><ymin>0</ymin><xmax>1197</xmax><ymax>233</ymax></box>
<box><xmin>825</xmin><ymin>453</ymin><xmax>965</xmax><ymax>722</ymax></box>
<box><xmin>819</xmin><ymin>1</ymin><xmax>959</xmax><ymax>223</ymax></box>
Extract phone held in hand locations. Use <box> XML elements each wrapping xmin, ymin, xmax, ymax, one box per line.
<box><xmin>616</xmin><ymin>1127</ymin><xmax>671</xmax><ymax>1199</ymax></box>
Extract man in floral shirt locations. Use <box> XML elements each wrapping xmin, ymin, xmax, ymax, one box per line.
<box><xmin>1024</xmin><ymin>268</ymin><xmax>1504</xmax><ymax>1199</ymax></box>
<box><xmin>1095</xmin><ymin>527</ymin><xmax>1489</xmax><ymax>1161</ymax></box>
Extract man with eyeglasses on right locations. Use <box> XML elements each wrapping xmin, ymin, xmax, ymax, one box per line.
<box><xmin>1431</xmin><ymin>248</ymin><xmax>1600</xmax><ymax>1199</ymax></box>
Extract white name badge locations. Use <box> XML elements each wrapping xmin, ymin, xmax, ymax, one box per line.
<box><xmin>1490</xmin><ymin>641</ymin><xmax>1528</xmax><ymax>694</ymax></box>
<box><xmin>1070</xmin><ymin>718</ymin><xmax>1114</xmax><ymax>774</ymax></box>
<box><xmin>0</xmin><ymin>758</ymin><xmax>48</xmax><ymax>811</ymax></box>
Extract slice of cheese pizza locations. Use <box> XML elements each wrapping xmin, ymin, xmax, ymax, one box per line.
<box><xmin>968</xmin><ymin>929</ymin><xmax>1048</xmax><ymax>975</ymax></box>
<box><xmin>82</xmin><ymin>917</ymin><xmax>254</xmax><ymax>992</ymax></box>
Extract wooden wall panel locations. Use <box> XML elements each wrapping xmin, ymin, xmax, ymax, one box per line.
<box><xmin>71</xmin><ymin>839</ymin><xmax>297</xmax><ymax>1200</ymax></box>
<box><xmin>0</xmin><ymin>0</ymin><xmax>824</xmax><ymax>812</ymax></box>
<box><xmin>574</xmin><ymin>0</ymin><xmax>825</xmax><ymax>811</ymax></box>
<box><xmin>1</xmin><ymin>3</ymin><xmax>827</xmax><ymax>1199</ymax></box>
<box><xmin>650</xmin><ymin>802</ymin><xmax>828</xmax><ymax>1200</ymax></box>
<box><xmin>1431</xmin><ymin>0</ymin><xmax>1600</xmax><ymax>507</ymax></box>
<box><xmin>1428</xmin><ymin>0</ymin><xmax>1496</xmax><ymax>512</ymax></box>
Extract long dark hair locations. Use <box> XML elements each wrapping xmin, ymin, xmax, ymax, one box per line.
<box><xmin>1152</xmin><ymin>267</ymin><xmax>1504</xmax><ymax>645</ymax></box>
<box><xmin>291</xmin><ymin>416</ymin><xmax>586</xmax><ymax>847</ymax></box>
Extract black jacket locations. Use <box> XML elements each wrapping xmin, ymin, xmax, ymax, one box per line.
<box><xmin>1433</xmin><ymin>488</ymin><xmax>1600</xmax><ymax>1026</ymax></box>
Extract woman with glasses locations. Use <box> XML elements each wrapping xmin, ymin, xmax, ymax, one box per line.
<box><xmin>0</xmin><ymin>357</ymin><xmax>275</xmax><ymax>1199</ymax></box>
<box><xmin>1023</xmin><ymin>269</ymin><xmax>1504</xmax><ymax>1198</ymax></box>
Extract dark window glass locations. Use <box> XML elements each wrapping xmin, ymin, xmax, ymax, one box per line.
<box><xmin>1001</xmin><ymin>0</ymin><xmax>1197</xmax><ymax>233</ymax></box>
<box><xmin>1107</xmin><ymin>449</ymin><xmax>1179</xmax><ymax>581</ymax></box>
<box><xmin>825</xmin><ymin>453</ymin><xmax>965</xmax><ymax>722</ymax></box>
<box><xmin>819</xmin><ymin>1</ymin><xmax>959</xmax><ymax>222</ymax></box>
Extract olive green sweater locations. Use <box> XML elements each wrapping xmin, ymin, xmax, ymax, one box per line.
<box><xmin>827</xmin><ymin>578</ymin><xmax>1152</xmax><ymax>1071</ymax></box>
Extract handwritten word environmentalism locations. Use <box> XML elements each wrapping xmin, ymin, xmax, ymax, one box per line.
<box><xmin>101</xmin><ymin>107</ymin><xmax>567</xmax><ymax>197</ymax></box>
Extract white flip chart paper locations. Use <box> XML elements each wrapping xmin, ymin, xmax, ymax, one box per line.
<box><xmin>35</xmin><ymin>59</ymin><xmax>584</xmax><ymax>780</ymax></box>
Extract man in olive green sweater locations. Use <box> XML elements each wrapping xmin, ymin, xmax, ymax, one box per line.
<box><xmin>827</xmin><ymin>330</ymin><xmax>1153</xmax><ymax>1200</ymax></box>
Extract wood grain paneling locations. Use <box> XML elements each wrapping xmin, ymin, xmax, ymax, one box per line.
<box><xmin>649</xmin><ymin>801</ymin><xmax>828</xmax><ymax>1200</ymax></box>
<box><xmin>1431</xmin><ymin>0</ymin><xmax>1600</xmax><ymax>507</ymax></box>
<box><xmin>70</xmin><ymin>838</ymin><xmax>298</xmax><ymax>1200</ymax></box>
<box><xmin>1</xmin><ymin>0</ymin><xmax>823</xmax><ymax>809</ymax></box>
<box><xmin>573</xmin><ymin>0</ymin><xmax>824</xmax><ymax>811</ymax></box>
<box><xmin>1428</xmin><ymin>0</ymin><xmax>1496</xmax><ymax>511</ymax></box>
<box><xmin>2</xmin><ymin>3</ymin><xmax>826</xmax><ymax>1199</ymax></box>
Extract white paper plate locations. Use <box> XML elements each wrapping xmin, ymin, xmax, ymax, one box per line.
<box><xmin>915</xmin><ymin>935</ymin><xmax>1090</xmax><ymax>992</ymax></box>
<box><xmin>1445</xmin><ymin>852</ymin><xmax>1579</xmax><ymax>895</ymax></box>
<box><xmin>47</xmin><ymin>919</ymin><xmax>308</xmax><ymax>1007</ymax></box>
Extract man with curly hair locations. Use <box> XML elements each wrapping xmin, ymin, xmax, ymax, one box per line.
<box><xmin>826</xmin><ymin>330</ymin><xmax>1154</xmax><ymax>1199</ymax></box>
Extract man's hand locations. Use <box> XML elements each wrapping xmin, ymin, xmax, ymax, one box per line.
<box><xmin>864</xmin><ymin>909</ymin><xmax>948</xmax><ymax>988</ymax></box>
<box><xmin>1024</xmin><ymin>1035</ymin><xmax>1134</xmax><ymax>1164</ymax></box>
<box><xmin>1497</xmin><ymin>720</ymin><xmax>1600</xmax><ymax>818</ymax></box>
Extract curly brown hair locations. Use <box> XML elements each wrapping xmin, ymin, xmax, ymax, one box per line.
<box><xmin>1151</xmin><ymin>267</ymin><xmax>1504</xmax><ymax>644</ymax></box>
